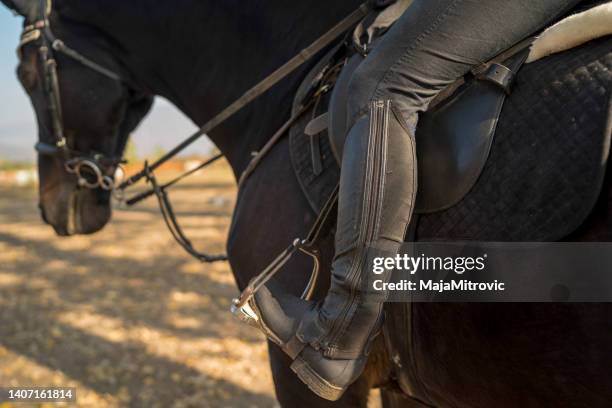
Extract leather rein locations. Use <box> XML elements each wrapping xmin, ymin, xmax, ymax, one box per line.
<box><xmin>23</xmin><ymin>0</ymin><xmax>370</xmax><ymax>263</ymax></box>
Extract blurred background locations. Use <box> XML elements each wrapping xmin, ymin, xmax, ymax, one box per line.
<box><xmin>0</xmin><ymin>6</ymin><xmax>279</xmax><ymax>408</ymax></box>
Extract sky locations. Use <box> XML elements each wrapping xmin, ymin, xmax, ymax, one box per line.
<box><xmin>0</xmin><ymin>6</ymin><xmax>213</xmax><ymax>163</ymax></box>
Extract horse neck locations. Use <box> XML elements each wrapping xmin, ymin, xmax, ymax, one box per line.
<box><xmin>67</xmin><ymin>0</ymin><xmax>363</xmax><ymax>176</ymax></box>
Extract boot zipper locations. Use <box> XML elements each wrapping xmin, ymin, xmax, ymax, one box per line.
<box><xmin>324</xmin><ymin>100</ymin><xmax>389</xmax><ymax>357</ymax></box>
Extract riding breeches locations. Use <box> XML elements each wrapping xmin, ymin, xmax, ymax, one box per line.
<box><xmin>348</xmin><ymin>0</ymin><xmax>582</xmax><ymax>129</ymax></box>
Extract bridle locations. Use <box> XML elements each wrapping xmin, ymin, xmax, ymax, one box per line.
<box><xmin>19</xmin><ymin>0</ymin><xmax>131</xmax><ymax>191</ymax></box>
<box><xmin>14</xmin><ymin>0</ymin><xmax>374</xmax><ymax>323</ymax></box>
<box><xmin>17</xmin><ymin>0</ymin><xmax>371</xmax><ymax>297</ymax></box>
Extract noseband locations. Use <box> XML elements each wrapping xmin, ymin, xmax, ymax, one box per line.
<box><xmin>20</xmin><ymin>0</ymin><xmax>130</xmax><ymax>191</ymax></box>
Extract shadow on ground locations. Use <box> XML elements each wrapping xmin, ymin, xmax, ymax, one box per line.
<box><xmin>0</xmin><ymin>174</ymin><xmax>277</xmax><ymax>408</ymax></box>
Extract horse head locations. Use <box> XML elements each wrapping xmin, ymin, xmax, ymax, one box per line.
<box><xmin>2</xmin><ymin>0</ymin><xmax>153</xmax><ymax>235</ymax></box>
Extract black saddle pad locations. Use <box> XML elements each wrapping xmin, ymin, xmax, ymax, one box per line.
<box><xmin>417</xmin><ymin>37</ymin><xmax>612</xmax><ymax>241</ymax></box>
<box><xmin>289</xmin><ymin>36</ymin><xmax>612</xmax><ymax>241</ymax></box>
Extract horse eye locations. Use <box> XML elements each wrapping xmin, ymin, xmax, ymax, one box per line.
<box><xmin>17</xmin><ymin>64</ymin><xmax>38</xmax><ymax>92</ymax></box>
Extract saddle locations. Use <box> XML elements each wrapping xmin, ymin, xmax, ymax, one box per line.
<box><xmin>326</xmin><ymin>45</ymin><xmax>529</xmax><ymax>213</ymax></box>
<box><xmin>289</xmin><ymin>0</ymin><xmax>612</xmax><ymax>241</ymax></box>
<box><xmin>291</xmin><ymin>30</ymin><xmax>533</xmax><ymax>214</ymax></box>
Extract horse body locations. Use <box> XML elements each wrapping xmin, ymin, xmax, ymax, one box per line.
<box><xmin>32</xmin><ymin>0</ymin><xmax>373</xmax><ymax>405</ymax></box>
<box><xmin>4</xmin><ymin>0</ymin><xmax>612</xmax><ymax>406</ymax></box>
<box><xmin>58</xmin><ymin>0</ymin><xmax>362</xmax><ymax>176</ymax></box>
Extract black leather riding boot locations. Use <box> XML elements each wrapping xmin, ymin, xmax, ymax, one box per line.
<box><xmin>252</xmin><ymin>100</ymin><xmax>417</xmax><ymax>400</ymax></box>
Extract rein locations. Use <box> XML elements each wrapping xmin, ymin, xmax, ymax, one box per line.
<box><xmin>117</xmin><ymin>3</ymin><xmax>370</xmax><ymax>190</ymax></box>
<box><xmin>25</xmin><ymin>0</ymin><xmax>370</xmax><ymax>266</ymax></box>
<box><xmin>116</xmin><ymin>2</ymin><xmax>371</xmax><ymax>262</ymax></box>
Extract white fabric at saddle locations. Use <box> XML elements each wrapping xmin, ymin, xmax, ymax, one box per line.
<box><xmin>527</xmin><ymin>1</ymin><xmax>612</xmax><ymax>63</ymax></box>
<box><xmin>353</xmin><ymin>0</ymin><xmax>413</xmax><ymax>46</ymax></box>
<box><xmin>369</xmin><ymin>0</ymin><xmax>413</xmax><ymax>35</ymax></box>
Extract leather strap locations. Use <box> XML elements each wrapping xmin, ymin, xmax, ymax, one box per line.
<box><xmin>471</xmin><ymin>36</ymin><xmax>535</xmax><ymax>78</ymax></box>
<box><xmin>145</xmin><ymin>164</ymin><xmax>228</xmax><ymax>262</ymax></box>
<box><xmin>284</xmin><ymin>335</ymin><xmax>307</xmax><ymax>360</ymax></box>
<box><xmin>477</xmin><ymin>47</ymin><xmax>531</xmax><ymax>94</ymax></box>
<box><xmin>306</xmin><ymin>112</ymin><xmax>329</xmax><ymax>176</ymax></box>
<box><xmin>305</xmin><ymin>113</ymin><xmax>330</xmax><ymax>136</ymax></box>
<box><xmin>311</xmin><ymin>133</ymin><xmax>324</xmax><ymax>176</ymax></box>
<box><xmin>238</xmin><ymin>101</ymin><xmax>314</xmax><ymax>188</ymax></box>
<box><xmin>125</xmin><ymin>153</ymin><xmax>224</xmax><ymax>206</ymax></box>
<box><xmin>477</xmin><ymin>63</ymin><xmax>515</xmax><ymax>94</ymax></box>
<box><xmin>120</xmin><ymin>3</ymin><xmax>371</xmax><ymax>189</ymax></box>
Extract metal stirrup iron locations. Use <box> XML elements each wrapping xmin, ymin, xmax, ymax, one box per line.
<box><xmin>231</xmin><ymin>184</ymin><xmax>339</xmax><ymax>326</ymax></box>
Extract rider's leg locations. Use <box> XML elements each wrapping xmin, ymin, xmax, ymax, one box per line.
<box><xmin>255</xmin><ymin>0</ymin><xmax>582</xmax><ymax>400</ymax></box>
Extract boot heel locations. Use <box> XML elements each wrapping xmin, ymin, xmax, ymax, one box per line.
<box><xmin>290</xmin><ymin>357</ymin><xmax>346</xmax><ymax>401</ymax></box>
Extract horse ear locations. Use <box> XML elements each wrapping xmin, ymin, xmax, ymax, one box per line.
<box><xmin>1</xmin><ymin>0</ymin><xmax>39</xmax><ymax>20</ymax></box>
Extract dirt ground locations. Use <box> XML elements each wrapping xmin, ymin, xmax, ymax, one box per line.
<box><xmin>0</xmin><ymin>161</ymin><xmax>280</xmax><ymax>408</ymax></box>
<box><xmin>0</xmin><ymin>161</ymin><xmax>382</xmax><ymax>408</ymax></box>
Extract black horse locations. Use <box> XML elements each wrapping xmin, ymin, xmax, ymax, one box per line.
<box><xmin>2</xmin><ymin>0</ymin><xmax>611</xmax><ymax>406</ymax></box>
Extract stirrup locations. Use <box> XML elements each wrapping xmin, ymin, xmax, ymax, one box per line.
<box><xmin>231</xmin><ymin>237</ymin><xmax>321</xmax><ymax>327</ymax></box>
<box><xmin>230</xmin><ymin>185</ymin><xmax>339</xmax><ymax>328</ymax></box>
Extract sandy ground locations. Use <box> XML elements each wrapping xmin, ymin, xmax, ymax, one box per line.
<box><xmin>0</xmin><ymin>161</ymin><xmax>279</xmax><ymax>408</ymax></box>
<box><xmin>0</xmin><ymin>161</ymin><xmax>382</xmax><ymax>408</ymax></box>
